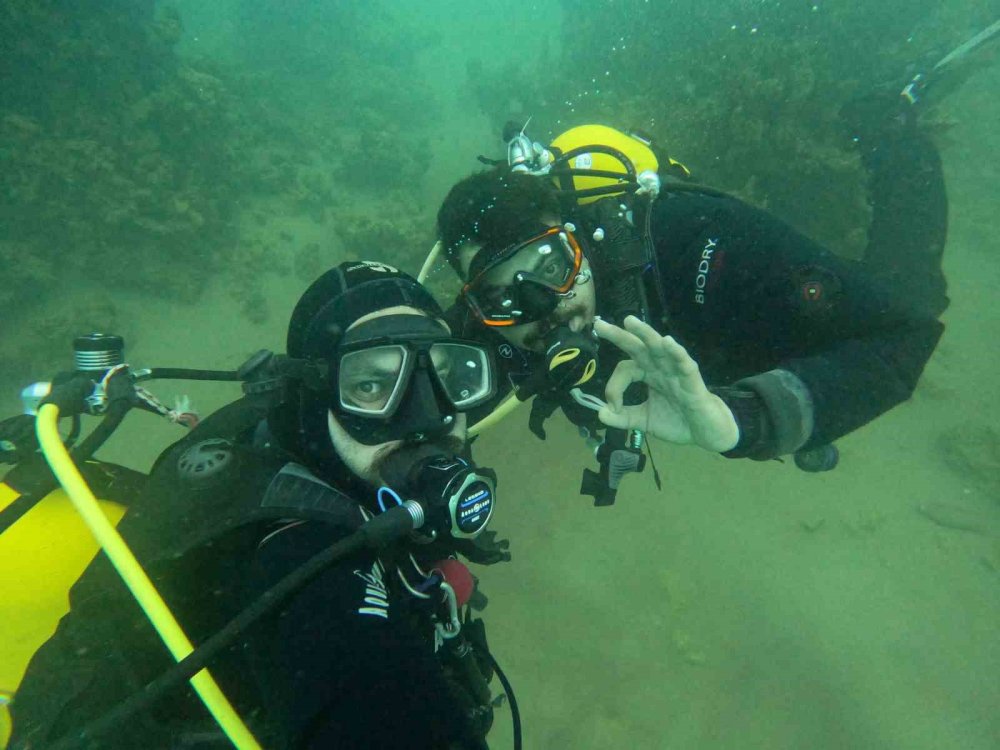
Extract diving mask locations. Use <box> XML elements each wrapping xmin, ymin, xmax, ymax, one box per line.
<box><xmin>331</xmin><ymin>315</ymin><xmax>495</xmax><ymax>444</ymax></box>
<box><xmin>462</xmin><ymin>225</ymin><xmax>587</xmax><ymax>327</ymax></box>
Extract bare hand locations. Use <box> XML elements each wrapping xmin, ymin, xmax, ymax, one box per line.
<box><xmin>594</xmin><ymin>316</ymin><xmax>739</xmax><ymax>452</ymax></box>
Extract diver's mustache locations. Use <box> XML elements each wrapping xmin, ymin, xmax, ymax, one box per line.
<box><xmin>373</xmin><ymin>435</ymin><xmax>466</xmax><ymax>484</ymax></box>
<box><xmin>526</xmin><ymin>305</ymin><xmax>589</xmax><ymax>347</ymax></box>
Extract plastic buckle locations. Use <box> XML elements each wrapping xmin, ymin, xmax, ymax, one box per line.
<box><xmin>434</xmin><ymin>581</ymin><xmax>462</xmax><ymax>644</ymax></box>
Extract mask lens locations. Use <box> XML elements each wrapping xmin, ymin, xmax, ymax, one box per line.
<box><xmin>338</xmin><ymin>345</ymin><xmax>409</xmax><ymax>416</ymax></box>
<box><xmin>483</xmin><ymin>237</ymin><xmax>573</xmax><ymax>289</ymax></box>
<box><xmin>516</xmin><ymin>279</ymin><xmax>561</xmax><ymax>321</ymax></box>
<box><xmin>465</xmin><ymin>228</ymin><xmax>581</xmax><ymax>326</ymax></box>
<box><xmin>429</xmin><ymin>343</ymin><xmax>493</xmax><ymax>408</ymax></box>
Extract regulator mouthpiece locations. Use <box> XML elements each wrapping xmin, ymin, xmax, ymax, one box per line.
<box><xmin>380</xmin><ymin>448</ymin><xmax>497</xmax><ymax>540</ymax></box>
<box><xmin>416</xmin><ymin>456</ymin><xmax>496</xmax><ymax>539</ymax></box>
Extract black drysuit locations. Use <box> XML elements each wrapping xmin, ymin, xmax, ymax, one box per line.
<box><xmin>452</xmin><ymin>121</ymin><xmax>947</xmax><ymax>459</ymax></box>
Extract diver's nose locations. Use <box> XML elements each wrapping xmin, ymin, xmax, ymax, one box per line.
<box><xmin>567</xmin><ymin>312</ymin><xmax>587</xmax><ymax>332</ymax></box>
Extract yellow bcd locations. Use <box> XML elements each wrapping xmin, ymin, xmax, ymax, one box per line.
<box><xmin>0</xmin><ymin>481</ymin><xmax>126</xmax><ymax>748</ymax></box>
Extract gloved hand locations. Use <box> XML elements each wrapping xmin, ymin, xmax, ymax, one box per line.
<box><xmin>594</xmin><ymin>316</ymin><xmax>739</xmax><ymax>452</ymax></box>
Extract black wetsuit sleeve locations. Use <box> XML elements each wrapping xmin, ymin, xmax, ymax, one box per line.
<box><xmin>244</xmin><ymin>522</ymin><xmax>470</xmax><ymax>750</ymax></box>
<box><xmin>652</xmin><ymin>191</ymin><xmax>943</xmax><ymax>456</ymax></box>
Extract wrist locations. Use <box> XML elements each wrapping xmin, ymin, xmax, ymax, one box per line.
<box><xmin>733</xmin><ymin>369</ymin><xmax>814</xmax><ymax>457</ymax></box>
<box><xmin>710</xmin><ymin>387</ymin><xmax>774</xmax><ymax>459</ymax></box>
<box><xmin>716</xmin><ymin>405</ymin><xmax>740</xmax><ymax>452</ymax></box>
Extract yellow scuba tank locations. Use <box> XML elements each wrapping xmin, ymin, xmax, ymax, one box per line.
<box><xmin>549</xmin><ymin>124</ymin><xmax>691</xmax><ymax>204</ymax></box>
<box><xmin>551</xmin><ymin>124</ymin><xmax>658</xmax><ymax>203</ymax></box>
<box><xmin>0</xmin><ymin>334</ymin><xmax>261</xmax><ymax>749</ymax></box>
<box><xmin>0</xmin><ymin>471</ymin><xmax>128</xmax><ymax>748</ymax></box>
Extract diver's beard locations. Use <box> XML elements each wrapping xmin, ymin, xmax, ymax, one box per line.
<box><xmin>521</xmin><ymin>326</ymin><xmax>549</xmax><ymax>352</ymax></box>
<box><xmin>373</xmin><ymin>435</ymin><xmax>466</xmax><ymax>490</ymax></box>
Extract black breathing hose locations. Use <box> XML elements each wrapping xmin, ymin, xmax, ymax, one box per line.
<box><xmin>23</xmin><ymin>371</ymin><xmax>523</xmax><ymax>749</ymax></box>
<box><xmin>550</xmin><ymin>167</ymin><xmax>637</xmax><ymax>182</ymax></box>
<box><xmin>488</xmin><ymin>651</ymin><xmax>522</xmax><ymax>750</ymax></box>
<box><xmin>554</xmin><ymin>144</ymin><xmax>637</xmax><ymax>178</ymax></box>
<box><xmin>70</xmin><ymin>398</ymin><xmax>131</xmax><ymax>463</ymax></box>
<box><xmin>146</xmin><ymin>368</ymin><xmax>241</xmax><ymax>382</ymax></box>
<box><xmin>50</xmin><ymin>502</ymin><xmax>523</xmax><ymax>750</ymax></box>
<box><xmin>47</xmin><ymin>505</ymin><xmax>417</xmax><ymax>750</ymax></box>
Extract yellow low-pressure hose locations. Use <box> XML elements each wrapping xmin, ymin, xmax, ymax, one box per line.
<box><xmin>417</xmin><ymin>240</ymin><xmax>442</xmax><ymax>284</ymax></box>
<box><xmin>468</xmin><ymin>392</ymin><xmax>526</xmax><ymax>437</ymax></box>
<box><xmin>35</xmin><ymin>404</ymin><xmax>262</xmax><ymax>750</ymax></box>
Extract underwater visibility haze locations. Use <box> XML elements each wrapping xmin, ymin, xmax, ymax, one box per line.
<box><xmin>1</xmin><ymin>1</ymin><xmax>999</xmax><ymax>748</ymax></box>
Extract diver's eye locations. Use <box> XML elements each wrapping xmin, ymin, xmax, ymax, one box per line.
<box><xmin>356</xmin><ymin>381</ymin><xmax>380</xmax><ymax>397</ymax></box>
<box><xmin>338</xmin><ymin>345</ymin><xmax>406</xmax><ymax>412</ymax></box>
<box><xmin>540</xmin><ymin>260</ymin><xmax>563</xmax><ymax>281</ymax></box>
<box><xmin>432</xmin><ymin>358</ymin><xmax>452</xmax><ymax>381</ymax></box>
<box><xmin>346</xmin><ymin>378</ymin><xmax>391</xmax><ymax>407</ymax></box>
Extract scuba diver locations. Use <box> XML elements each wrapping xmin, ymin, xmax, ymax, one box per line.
<box><xmin>6</xmin><ymin>261</ymin><xmax>516</xmax><ymax>750</ymax></box>
<box><xmin>431</xmin><ymin>23</ymin><xmax>1000</xmax><ymax>504</ymax></box>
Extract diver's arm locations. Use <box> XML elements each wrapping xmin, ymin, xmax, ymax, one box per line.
<box><xmin>647</xmin><ymin>192</ymin><xmax>943</xmax><ymax>459</ymax></box>
<box><xmin>742</xmin><ymin>316</ymin><xmax>942</xmax><ymax>456</ymax></box>
<box><xmin>245</xmin><ymin>521</ymin><xmax>472</xmax><ymax>749</ymax></box>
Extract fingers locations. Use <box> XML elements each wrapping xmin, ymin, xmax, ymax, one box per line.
<box><xmin>661</xmin><ymin>338</ymin><xmax>706</xmax><ymax>395</ymax></box>
<box><xmin>622</xmin><ymin>315</ymin><xmax>667</xmax><ymax>352</ymax></box>
<box><xmin>597</xmin><ymin>317</ymin><xmax>702</xmax><ymax>389</ymax></box>
<box><xmin>623</xmin><ymin>316</ymin><xmax>700</xmax><ymax>380</ymax></box>
<box><xmin>604</xmin><ymin>359</ymin><xmax>643</xmax><ymax>411</ymax></box>
<box><xmin>593</xmin><ymin>318</ymin><xmax>647</xmax><ymax>362</ymax></box>
<box><xmin>598</xmin><ymin>403</ymin><xmax>646</xmax><ymax>431</ymax></box>
<box><xmin>618</xmin><ymin>316</ymin><xmax>686</xmax><ymax>369</ymax></box>
<box><xmin>662</xmin><ymin>336</ymin><xmax>699</xmax><ymax>374</ymax></box>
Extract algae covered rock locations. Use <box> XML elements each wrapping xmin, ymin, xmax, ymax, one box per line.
<box><xmin>466</xmin><ymin>0</ymin><xmax>980</xmax><ymax>261</ymax></box>
<box><xmin>0</xmin><ymin>2</ymin><xmax>257</xmax><ymax>311</ymax></box>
